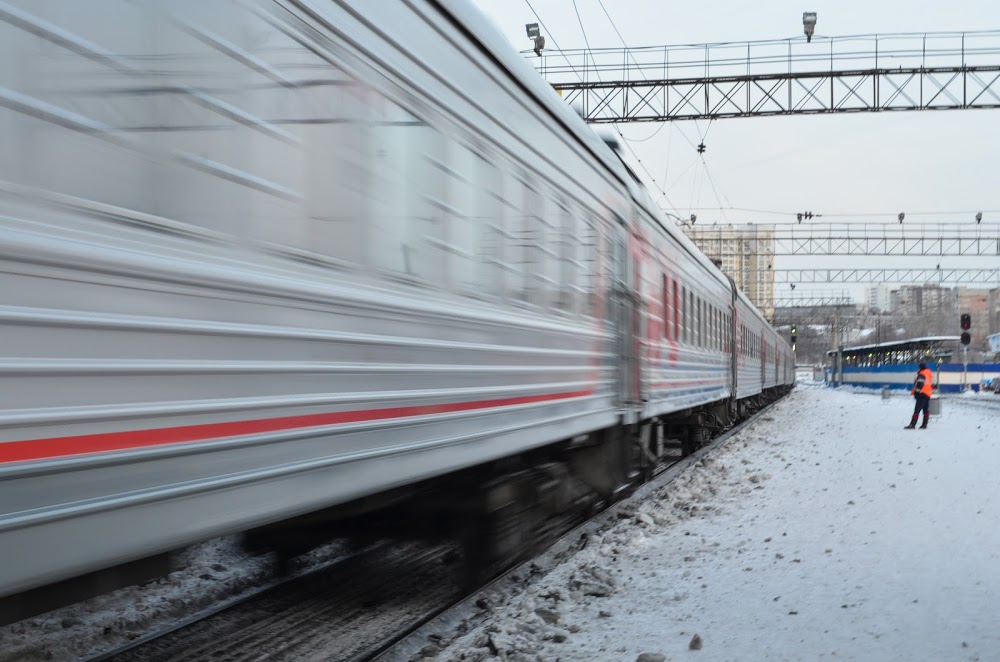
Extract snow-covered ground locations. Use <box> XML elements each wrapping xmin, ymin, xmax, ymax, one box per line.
<box><xmin>409</xmin><ymin>388</ymin><xmax>1000</xmax><ymax>661</ymax></box>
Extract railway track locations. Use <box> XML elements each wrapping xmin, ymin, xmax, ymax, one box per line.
<box><xmin>87</xmin><ymin>542</ymin><xmax>460</xmax><ymax>662</ymax></box>
<box><xmin>81</xmin><ymin>403</ymin><xmax>779</xmax><ymax>662</ymax></box>
<box><xmin>943</xmin><ymin>395</ymin><xmax>1000</xmax><ymax>412</ymax></box>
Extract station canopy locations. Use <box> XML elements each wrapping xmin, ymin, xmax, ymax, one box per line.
<box><xmin>827</xmin><ymin>336</ymin><xmax>961</xmax><ymax>367</ymax></box>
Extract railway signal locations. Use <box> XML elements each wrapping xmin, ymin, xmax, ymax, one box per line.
<box><xmin>960</xmin><ymin>313</ymin><xmax>972</xmax><ymax>345</ymax></box>
<box><xmin>791</xmin><ymin>325</ymin><xmax>797</xmax><ymax>352</ymax></box>
<box><xmin>960</xmin><ymin>312</ymin><xmax>971</xmax><ymax>345</ymax></box>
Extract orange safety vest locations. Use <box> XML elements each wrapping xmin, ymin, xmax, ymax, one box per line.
<box><xmin>913</xmin><ymin>368</ymin><xmax>934</xmax><ymax>397</ymax></box>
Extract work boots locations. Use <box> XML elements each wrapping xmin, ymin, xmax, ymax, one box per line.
<box><xmin>920</xmin><ymin>416</ymin><xmax>929</xmax><ymax>429</ymax></box>
<box><xmin>904</xmin><ymin>423</ymin><xmax>917</xmax><ymax>429</ymax></box>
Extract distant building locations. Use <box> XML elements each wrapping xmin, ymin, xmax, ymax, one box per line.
<box><xmin>864</xmin><ymin>284</ymin><xmax>891</xmax><ymax>313</ymax></box>
<box><xmin>990</xmin><ymin>288</ymin><xmax>1000</xmax><ymax>337</ymax></box>
<box><xmin>683</xmin><ymin>224</ymin><xmax>775</xmax><ymax>319</ymax></box>
<box><xmin>888</xmin><ymin>284</ymin><xmax>957</xmax><ymax>336</ymax></box>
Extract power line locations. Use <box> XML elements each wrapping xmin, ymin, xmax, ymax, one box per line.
<box><xmin>578</xmin><ymin>0</ymin><xmax>684</xmax><ymax>217</ymax></box>
<box><xmin>619</xmin><ymin>122</ymin><xmax>668</xmax><ymax>143</ymax></box>
<box><xmin>591</xmin><ymin>0</ymin><xmax>728</xmax><ymax>215</ymax></box>
<box><xmin>700</xmin><ymin>155</ymin><xmax>729</xmax><ymax>224</ymax></box>
<box><xmin>570</xmin><ymin>0</ymin><xmax>594</xmax><ymax>52</ymax></box>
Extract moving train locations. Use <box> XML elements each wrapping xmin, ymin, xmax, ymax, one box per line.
<box><xmin>0</xmin><ymin>0</ymin><xmax>793</xmax><ymax>620</ymax></box>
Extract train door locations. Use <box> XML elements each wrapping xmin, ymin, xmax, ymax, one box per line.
<box><xmin>761</xmin><ymin>335</ymin><xmax>767</xmax><ymax>386</ymax></box>
<box><xmin>609</xmin><ymin>216</ymin><xmax>640</xmax><ymax>422</ymax></box>
<box><xmin>726</xmin><ymin>277</ymin><xmax>739</xmax><ymax>404</ymax></box>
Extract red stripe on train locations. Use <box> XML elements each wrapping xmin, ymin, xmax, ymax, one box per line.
<box><xmin>0</xmin><ymin>389</ymin><xmax>595</xmax><ymax>465</ymax></box>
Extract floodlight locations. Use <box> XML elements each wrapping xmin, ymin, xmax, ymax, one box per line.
<box><xmin>803</xmin><ymin>12</ymin><xmax>817</xmax><ymax>43</ymax></box>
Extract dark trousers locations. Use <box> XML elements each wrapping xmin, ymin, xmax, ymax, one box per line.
<box><xmin>911</xmin><ymin>393</ymin><xmax>930</xmax><ymax>425</ymax></box>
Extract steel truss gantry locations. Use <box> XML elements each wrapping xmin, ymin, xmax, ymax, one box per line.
<box><xmin>532</xmin><ymin>31</ymin><xmax>1000</xmax><ymax>122</ymax></box>
<box><xmin>763</xmin><ymin>295</ymin><xmax>856</xmax><ymax>308</ymax></box>
<box><xmin>686</xmin><ymin>223</ymin><xmax>1000</xmax><ymax>256</ymax></box>
<box><xmin>771</xmin><ymin>268</ymin><xmax>1000</xmax><ymax>284</ymax></box>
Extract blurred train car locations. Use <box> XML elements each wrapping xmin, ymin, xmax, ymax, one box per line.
<box><xmin>0</xmin><ymin>0</ymin><xmax>793</xmax><ymax>620</ymax></box>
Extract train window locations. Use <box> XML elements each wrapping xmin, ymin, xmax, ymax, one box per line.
<box><xmin>662</xmin><ymin>274</ymin><xmax>669</xmax><ymax>339</ymax></box>
<box><xmin>713</xmin><ymin>307</ymin><xmax>718</xmax><ymax>350</ymax></box>
<box><xmin>672</xmin><ymin>280</ymin><xmax>679</xmax><ymax>341</ymax></box>
<box><xmin>550</xmin><ymin>202</ymin><xmax>573</xmax><ymax>312</ymax></box>
<box><xmin>695</xmin><ymin>298</ymin><xmax>701</xmax><ymax>346</ymax></box>
<box><xmin>711</xmin><ymin>306</ymin><xmax>716</xmax><ymax>350</ymax></box>
<box><xmin>604</xmin><ymin>222</ymin><xmax>618</xmax><ymax>317</ymax></box>
<box><xmin>681</xmin><ymin>286</ymin><xmax>687</xmax><ymax>343</ymax></box>
<box><xmin>560</xmin><ymin>206</ymin><xmax>580</xmax><ymax>315</ymax></box>
<box><xmin>701</xmin><ymin>299</ymin><xmax>706</xmax><ymax>348</ymax></box>
<box><xmin>298</xmin><ymin>75</ymin><xmax>367</xmax><ymax>265</ymax></box>
<box><xmin>533</xmin><ymin>194</ymin><xmax>561</xmax><ymax>310</ymax></box>
<box><xmin>716</xmin><ymin>308</ymin><xmax>721</xmax><ymax>350</ymax></box>
<box><xmin>709</xmin><ymin>307</ymin><xmax>713</xmax><ymax>349</ymax></box>
<box><xmin>523</xmin><ymin>181</ymin><xmax>546</xmax><ymax>305</ymax></box>
<box><xmin>687</xmin><ymin>289</ymin><xmax>693</xmax><ymax>344</ymax></box>
<box><xmin>447</xmin><ymin>141</ymin><xmax>482</xmax><ymax>292</ymax></box>
<box><xmin>699</xmin><ymin>298</ymin><xmax>704</xmax><ymax>347</ymax></box>
<box><xmin>476</xmin><ymin>152</ymin><xmax>504</xmax><ymax>297</ymax></box>
<box><xmin>690</xmin><ymin>290</ymin><xmax>695</xmax><ymax>345</ymax></box>
<box><xmin>414</xmin><ymin>129</ymin><xmax>448</xmax><ymax>284</ymax></box>
<box><xmin>582</xmin><ymin>216</ymin><xmax>599</xmax><ymax>317</ymax></box>
<box><xmin>504</xmin><ymin>175</ymin><xmax>535</xmax><ymax>304</ymax></box>
<box><xmin>370</xmin><ymin>108</ymin><xmax>446</xmax><ymax>281</ymax></box>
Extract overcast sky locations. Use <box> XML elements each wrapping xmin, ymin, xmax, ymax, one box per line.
<box><xmin>469</xmin><ymin>0</ymin><xmax>1000</xmax><ymax>304</ymax></box>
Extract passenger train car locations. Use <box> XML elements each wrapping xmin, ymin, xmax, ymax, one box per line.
<box><xmin>0</xmin><ymin>0</ymin><xmax>792</xmax><ymax>619</ymax></box>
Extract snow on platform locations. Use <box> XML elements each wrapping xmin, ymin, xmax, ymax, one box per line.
<box><xmin>417</xmin><ymin>388</ymin><xmax>1000</xmax><ymax>661</ymax></box>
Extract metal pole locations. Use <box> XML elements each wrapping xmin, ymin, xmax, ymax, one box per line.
<box><xmin>838</xmin><ymin>344</ymin><xmax>844</xmax><ymax>388</ymax></box>
<box><xmin>921</xmin><ymin>34</ymin><xmax>926</xmax><ymax>107</ymax></box>
<box><xmin>963</xmin><ymin>345</ymin><xmax>969</xmax><ymax>391</ymax></box>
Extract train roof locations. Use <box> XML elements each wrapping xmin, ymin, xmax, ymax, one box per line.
<box><xmin>439</xmin><ymin>0</ymin><xmax>741</xmax><ymax>300</ymax></box>
<box><xmin>827</xmin><ymin>336</ymin><xmax>961</xmax><ymax>356</ymax></box>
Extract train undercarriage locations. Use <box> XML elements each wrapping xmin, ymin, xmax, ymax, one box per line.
<box><xmin>245</xmin><ymin>385</ymin><xmax>794</xmax><ymax>588</ymax></box>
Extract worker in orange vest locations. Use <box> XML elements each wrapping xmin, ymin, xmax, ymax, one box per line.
<box><xmin>904</xmin><ymin>362</ymin><xmax>934</xmax><ymax>429</ymax></box>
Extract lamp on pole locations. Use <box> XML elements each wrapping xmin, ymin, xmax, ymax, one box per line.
<box><xmin>526</xmin><ymin>23</ymin><xmax>545</xmax><ymax>56</ymax></box>
<box><xmin>802</xmin><ymin>13</ymin><xmax>817</xmax><ymax>42</ymax></box>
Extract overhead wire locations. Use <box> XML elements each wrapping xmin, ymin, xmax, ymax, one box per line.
<box><xmin>564</xmin><ymin>0</ymin><xmax>682</xmax><ymax>218</ymax></box>
<box><xmin>699</xmin><ymin>155</ymin><xmax>730</xmax><ymax>224</ymax></box>
<box><xmin>592</xmin><ymin>0</ymin><xmax>734</xmax><ymax>222</ymax></box>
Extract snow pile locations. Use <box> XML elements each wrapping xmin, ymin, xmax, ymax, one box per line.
<box><xmin>413</xmin><ymin>389</ymin><xmax>1000</xmax><ymax>661</ymax></box>
<box><xmin>0</xmin><ymin>537</ymin><xmax>348</xmax><ymax>662</ymax></box>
